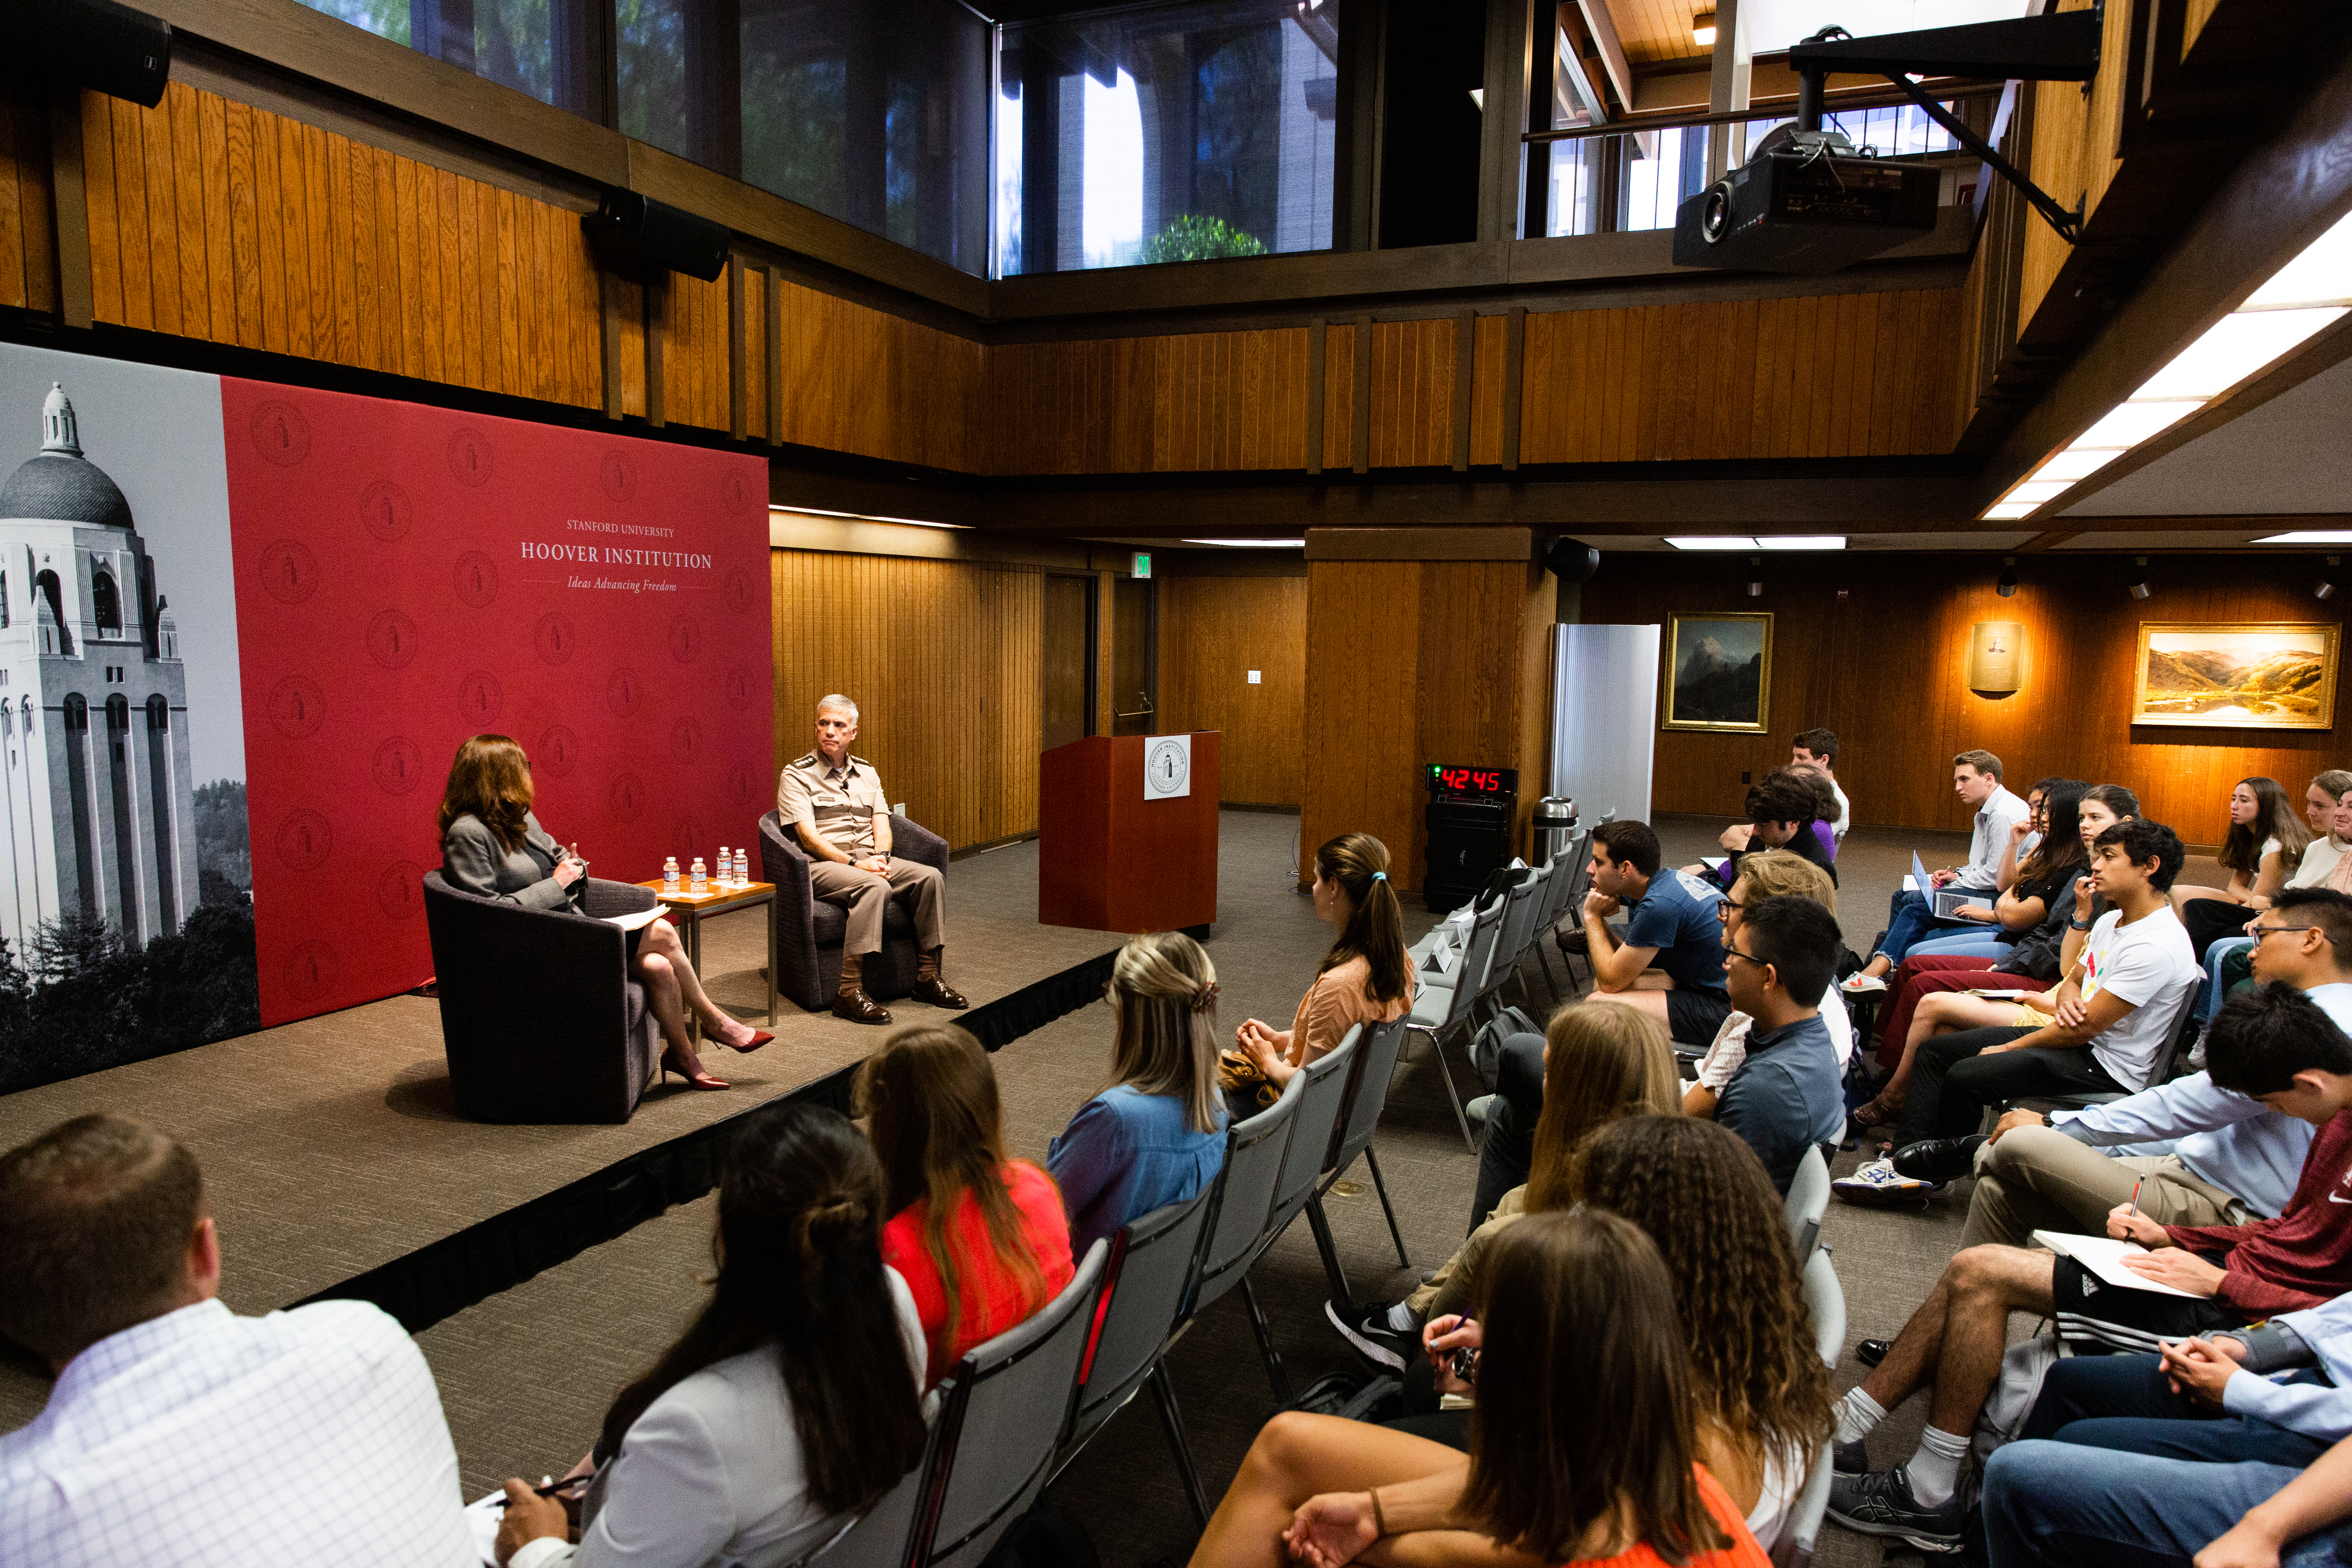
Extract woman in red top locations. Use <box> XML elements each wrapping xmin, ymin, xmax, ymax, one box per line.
<box><xmin>1188</xmin><ymin>1209</ymin><xmax>1771</xmax><ymax>1568</ymax></box>
<box><xmin>861</xmin><ymin>1024</ymin><xmax>1076</xmax><ymax>1388</ymax></box>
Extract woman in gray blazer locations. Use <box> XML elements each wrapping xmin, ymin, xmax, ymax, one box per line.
<box><xmin>439</xmin><ymin>733</ymin><xmax>770</xmax><ymax>1089</ymax></box>
<box><xmin>493</xmin><ymin>1102</ymin><xmax>931</xmax><ymax>1568</ymax></box>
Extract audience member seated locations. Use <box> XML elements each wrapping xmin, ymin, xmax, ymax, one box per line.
<box><xmin>858</xmin><ymin>1024</ymin><xmax>1076</xmax><ymax>1388</ymax></box>
<box><xmin>1983</xmin><ymin>1419</ymin><xmax>2352</xmax><ymax>1568</ymax></box>
<box><xmin>1791</xmin><ymin>728</ymin><xmax>1851</xmax><ymax>845</ymax></box>
<box><xmin>1579</xmin><ymin>820</ymin><xmax>1733</xmax><ymax>1045</ymax></box>
<box><xmin>1048</xmin><ymin>931</ymin><xmax>1227</xmax><ymax>1260</ymax></box>
<box><xmin>0</xmin><ymin>1115</ymin><xmax>474</xmax><ymax>1564</ymax></box>
<box><xmin>1898</xmin><ymin>777</ymin><xmax>2070</xmax><ymax>965</ymax></box>
<box><xmin>1556</xmin><ymin>1116</ymin><xmax>1832</xmax><ymax>1549</ymax></box>
<box><xmin>1954</xmin><ymin>889</ymin><xmax>2352</xmax><ymax>1250</ymax></box>
<box><xmin>1327</xmin><ymin>1002</ymin><xmax>1680</xmax><ymax>1370</ymax></box>
<box><xmin>2199</xmin><ymin>769</ymin><xmax>2352</xmax><ymax>1020</ymax></box>
<box><xmin>1843</xmin><ymin>749</ymin><xmax>2030</xmax><ymax>989</ymax></box>
<box><xmin>1699</xmin><ymin>770</ymin><xmax>1838</xmax><ymax>889</ymax></box>
<box><xmin>1826</xmin><ymin>984</ymin><xmax>2352</xmax><ymax>1549</ymax></box>
<box><xmin>1684</xmin><ymin>851</ymin><xmax>1853</xmax><ymax>1123</ymax></box>
<box><xmin>492</xmin><ymin>1102</ymin><xmax>929</xmax><ymax>1568</ymax></box>
<box><xmin>440</xmin><ymin>732</ymin><xmax>770</xmax><ymax>1090</ymax></box>
<box><xmin>2177</xmin><ymin>775</ymin><xmax>2311</xmax><ymax>957</ymax></box>
<box><xmin>1843</xmin><ymin>819</ymin><xmax>2201</xmax><ymax>1202</ymax></box>
<box><xmin>1184</xmin><ymin>1210</ymin><xmax>1772</xmax><ymax>1568</ymax></box>
<box><xmin>1223</xmin><ymin>833</ymin><xmax>1412</xmax><ymax>1118</ymax></box>
<box><xmin>1712</xmin><ymin>893</ymin><xmax>1849</xmax><ymax>1194</ymax></box>
<box><xmin>1855</xmin><ymin>782</ymin><xmax>2096</xmax><ymax>1101</ymax></box>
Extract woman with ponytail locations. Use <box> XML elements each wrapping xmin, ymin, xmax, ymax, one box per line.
<box><xmin>1224</xmin><ymin>834</ymin><xmax>1415</xmax><ymax>1116</ymax></box>
<box><xmin>861</xmin><ymin>1025</ymin><xmax>1075</xmax><ymax>1390</ymax></box>
<box><xmin>1049</xmin><ymin>931</ymin><xmax>1229</xmax><ymax>1258</ymax></box>
<box><xmin>493</xmin><ymin>1102</ymin><xmax>929</xmax><ymax>1568</ymax></box>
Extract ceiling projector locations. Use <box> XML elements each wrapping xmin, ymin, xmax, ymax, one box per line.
<box><xmin>1672</xmin><ymin>125</ymin><xmax>1939</xmax><ymax>275</ymax></box>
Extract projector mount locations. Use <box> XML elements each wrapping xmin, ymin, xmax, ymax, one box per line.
<box><xmin>1784</xmin><ymin>7</ymin><xmax>2106</xmax><ymax>246</ymax></box>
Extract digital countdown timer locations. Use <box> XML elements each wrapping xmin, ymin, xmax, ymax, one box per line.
<box><xmin>1427</xmin><ymin>764</ymin><xmax>1519</xmax><ymax>795</ymax></box>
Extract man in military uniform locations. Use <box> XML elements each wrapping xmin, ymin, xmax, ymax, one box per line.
<box><xmin>777</xmin><ymin>695</ymin><xmax>965</xmax><ymax>1023</ymax></box>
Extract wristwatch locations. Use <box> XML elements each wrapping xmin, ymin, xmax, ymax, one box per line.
<box><xmin>2069</xmin><ymin>919</ymin><xmax>2091</xmax><ymax>931</ymax></box>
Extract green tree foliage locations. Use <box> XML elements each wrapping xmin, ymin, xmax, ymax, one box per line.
<box><xmin>1140</xmin><ymin>214</ymin><xmax>1269</xmax><ymax>264</ymax></box>
<box><xmin>194</xmin><ymin>779</ymin><xmax>252</xmax><ymax>901</ymax></box>
<box><xmin>0</xmin><ymin>900</ymin><xmax>261</xmax><ymax>1094</ymax></box>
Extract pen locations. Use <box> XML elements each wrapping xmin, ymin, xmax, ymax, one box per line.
<box><xmin>492</xmin><ymin>1474</ymin><xmax>591</xmax><ymax>1510</ymax></box>
<box><xmin>2127</xmin><ymin>1175</ymin><xmax>2145</xmax><ymax>1221</ymax></box>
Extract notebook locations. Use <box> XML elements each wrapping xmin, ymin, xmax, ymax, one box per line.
<box><xmin>2031</xmin><ymin>1230</ymin><xmax>2202</xmax><ymax>1299</ymax></box>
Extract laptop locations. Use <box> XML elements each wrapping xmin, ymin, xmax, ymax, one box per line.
<box><xmin>1909</xmin><ymin>852</ymin><xmax>1979</xmax><ymax>920</ymax></box>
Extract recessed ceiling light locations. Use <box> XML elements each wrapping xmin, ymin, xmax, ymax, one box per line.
<box><xmin>2002</xmin><ymin>481</ymin><xmax>2071</xmax><ymax>507</ymax></box>
<box><xmin>1179</xmin><ymin>538</ymin><xmax>1306</xmax><ymax>547</ymax></box>
<box><xmin>770</xmin><ymin>506</ymin><xmax>970</xmax><ymax>529</ymax></box>
<box><xmin>2255</xmin><ymin>530</ymin><xmax>2352</xmax><ymax>544</ymax></box>
<box><xmin>1753</xmin><ymin>535</ymin><xmax>1846</xmax><ymax>550</ymax></box>
<box><xmin>2133</xmin><ymin>307</ymin><xmax>2348</xmax><ymax>401</ymax></box>
<box><xmin>2031</xmin><ymin>448</ymin><xmax>2124</xmax><ymax>484</ymax></box>
<box><xmin>1982</xmin><ymin>502</ymin><xmax>2037</xmax><ymax>520</ymax></box>
<box><xmin>1666</xmin><ymin>536</ymin><xmax>1760</xmax><ymax>550</ymax></box>
<box><xmin>1692</xmin><ymin>9</ymin><xmax>1717</xmax><ymax>46</ymax></box>
<box><xmin>2244</xmin><ymin>209</ymin><xmax>2352</xmax><ymax>310</ymax></box>
<box><xmin>2070</xmin><ymin>400</ymin><xmax>2203</xmax><ymax>450</ymax></box>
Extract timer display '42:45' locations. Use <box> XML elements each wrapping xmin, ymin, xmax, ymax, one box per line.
<box><xmin>1426</xmin><ymin>765</ymin><xmax>1516</xmax><ymax>795</ymax></box>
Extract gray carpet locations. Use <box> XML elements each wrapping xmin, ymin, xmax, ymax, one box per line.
<box><xmin>5</xmin><ymin>810</ymin><xmax>2239</xmax><ymax>1568</ymax></box>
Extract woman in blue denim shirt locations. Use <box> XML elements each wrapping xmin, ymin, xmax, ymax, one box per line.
<box><xmin>1048</xmin><ymin>931</ymin><xmax>1229</xmax><ymax>1259</ymax></box>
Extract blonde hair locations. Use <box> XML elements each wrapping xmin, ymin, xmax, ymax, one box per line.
<box><xmin>1522</xmin><ymin>1003</ymin><xmax>1682</xmax><ymax>1211</ymax></box>
<box><xmin>1732</xmin><ymin>847</ymin><xmax>1836</xmax><ymax>917</ymax></box>
<box><xmin>1105</xmin><ymin>932</ymin><xmax>1223</xmax><ymax>1134</ymax></box>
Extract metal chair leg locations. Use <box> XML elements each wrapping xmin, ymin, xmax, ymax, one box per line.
<box><xmin>1363</xmin><ymin>1145</ymin><xmax>1411</xmax><ymax>1267</ymax></box>
<box><xmin>1147</xmin><ymin>1364</ymin><xmax>1212</xmax><ymax>1528</ymax></box>
<box><xmin>1240</xmin><ymin>1275</ymin><xmax>1295</xmax><ymax>1407</ymax></box>
<box><xmin>1305</xmin><ymin>1192</ymin><xmax>1354</xmax><ymax>1319</ymax></box>
<box><xmin>1532</xmin><ymin>941</ymin><xmax>1566</xmax><ymax>1004</ymax></box>
<box><xmin>1405</xmin><ymin>1024</ymin><xmax>1479</xmax><ymax>1153</ymax></box>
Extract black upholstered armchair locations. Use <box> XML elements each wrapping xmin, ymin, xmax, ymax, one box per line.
<box><xmin>421</xmin><ymin>871</ymin><xmax>662</xmax><ymax>1123</ymax></box>
<box><xmin>759</xmin><ymin>809</ymin><xmax>950</xmax><ymax>1012</ymax></box>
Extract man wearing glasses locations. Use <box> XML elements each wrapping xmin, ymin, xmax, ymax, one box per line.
<box><xmin>1711</xmin><ymin>893</ymin><xmax>1849</xmax><ymax>1195</ymax></box>
<box><xmin>1951</xmin><ymin>886</ymin><xmax>2352</xmax><ymax>1250</ymax></box>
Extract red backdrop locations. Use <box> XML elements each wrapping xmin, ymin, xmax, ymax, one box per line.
<box><xmin>221</xmin><ymin>381</ymin><xmax>773</xmax><ymax>1027</ymax></box>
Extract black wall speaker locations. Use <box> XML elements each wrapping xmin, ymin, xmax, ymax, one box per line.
<box><xmin>582</xmin><ymin>190</ymin><xmax>730</xmax><ymax>283</ymax></box>
<box><xmin>24</xmin><ymin>0</ymin><xmax>172</xmax><ymax>109</ymax></box>
<box><xmin>1543</xmin><ymin>537</ymin><xmax>1601</xmax><ymax>583</ymax></box>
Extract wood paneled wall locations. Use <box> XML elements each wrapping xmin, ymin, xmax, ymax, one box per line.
<box><xmin>774</xmin><ymin>277</ymin><xmax>983</xmax><ymax>469</ymax></box>
<box><xmin>1301</xmin><ymin>557</ymin><xmax>1553</xmax><ymax>891</ymax></box>
<box><xmin>1157</xmin><ymin>571</ymin><xmax>1310</xmax><ymax>807</ymax></box>
<box><xmin>0</xmin><ymin>98</ymin><xmax>56</xmax><ymax>316</ymax></box>
<box><xmin>987</xmin><ymin>327</ymin><xmax>1312</xmax><ymax>475</ymax></box>
<box><xmin>1586</xmin><ymin>552</ymin><xmax>2352</xmax><ymax>843</ymax></box>
<box><xmin>80</xmin><ymin>82</ymin><xmax>604</xmax><ymax>408</ymax></box>
<box><xmin>771</xmin><ymin>551</ymin><xmax>1045</xmax><ymax>850</ymax></box>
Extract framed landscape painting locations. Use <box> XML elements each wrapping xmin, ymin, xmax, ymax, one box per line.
<box><xmin>1662</xmin><ymin>612</ymin><xmax>1773</xmax><ymax>732</ymax></box>
<box><xmin>2132</xmin><ymin>622</ymin><xmax>2340</xmax><ymax>730</ymax></box>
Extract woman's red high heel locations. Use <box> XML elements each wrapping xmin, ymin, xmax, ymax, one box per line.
<box><xmin>661</xmin><ymin>1050</ymin><xmax>729</xmax><ymax>1091</ymax></box>
<box><xmin>724</xmin><ymin>1029</ymin><xmax>775</xmax><ymax>1055</ymax></box>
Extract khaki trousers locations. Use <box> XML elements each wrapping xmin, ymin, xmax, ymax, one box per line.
<box><xmin>1962</xmin><ymin>1124</ymin><xmax>2250</xmax><ymax>1249</ymax></box>
<box><xmin>1407</xmin><ymin>1188</ymin><xmax>1527</xmax><ymax>1323</ymax></box>
<box><xmin>808</xmin><ymin>858</ymin><xmax>946</xmax><ymax>958</ymax></box>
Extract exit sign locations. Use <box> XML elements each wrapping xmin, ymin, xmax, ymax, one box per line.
<box><xmin>1132</xmin><ymin>552</ymin><xmax>1152</xmax><ymax>578</ymax></box>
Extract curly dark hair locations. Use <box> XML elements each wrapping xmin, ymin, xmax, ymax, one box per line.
<box><xmin>1570</xmin><ymin>1115</ymin><xmax>1832</xmax><ymax>1472</ymax></box>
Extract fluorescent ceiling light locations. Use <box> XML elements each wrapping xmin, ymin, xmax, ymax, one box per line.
<box><xmin>771</xmin><ymin>506</ymin><xmax>970</xmax><ymax>530</ymax></box>
<box><xmin>1180</xmin><ymin>538</ymin><xmax>1305</xmax><ymax>547</ymax></box>
<box><xmin>2133</xmin><ymin>307</ymin><xmax>2348</xmax><ymax>401</ymax></box>
<box><xmin>2031</xmin><ymin>447</ymin><xmax>2124</xmax><ymax>483</ymax></box>
<box><xmin>2071</xmin><ymin>399</ymin><xmax>2201</xmax><ymax>450</ymax></box>
<box><xmin>2255</xmin><ymin>530</ymin><xmax>2352</xmax><ymax>545</ymax></box>
<box><xmin>2244</xmin><ymin>210</ymin><xmax>2352</xmax><ymax>309</ymax></box>
<box><xmin>1982</xmin><ymin>502</ymin><xmax>2037</xmax><ymax>520</ymax></box>
<box><xmin>2001</xmin><ymin>481</ymin><xmax>2071</xmax><ymax>507</ymax></box>
<box><xmin>1668</xmin><ymin>535</ymin><xmax>1843</xmax><ymax>550</ymax></box>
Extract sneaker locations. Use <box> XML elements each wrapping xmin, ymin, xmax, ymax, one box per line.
<box><xmin>1325</xmin><ymin>1300</ymin><xmax>1412</xmax><ymax>1372</ymax></box>
<box><xmin>1833</xmin><ymin>1159</ymin><xmax>1938</xmax><ymax>1207</ymax></box>
<box><xmin>1841</xmin><ymin>972</ymin><xmax>1888</xmax><ymax>995</ymax></box>
<box><xmin>1827</xmin><ymin>1465</ymin><xmax>1966</xmax><ymax>1547</ymax></box>
<box><xmin>1834</xmin><ymin>1438</ymin><xmax>1869</xmax><ymax>1474</ymax></box>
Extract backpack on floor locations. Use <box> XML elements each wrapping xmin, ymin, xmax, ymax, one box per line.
<box><xmin>1287</xmin><ymin>1368</ymin><xmax>1405</xmax><ymax>1425</ymax></box>
<box><xmin>1470</xmin><ymin>1004</ymin><xmax>1543</xmax><ymax>1094</ymax></box>
<box><xmin>1971</xmin><ymin>1330</ymin><xmax>2063</xmax><ymax>1465</ymax></box>
<box><xmin>978</xmin><ymin>1502</ymin><xmax>1102</xmax><ymax>1568</ymax></box>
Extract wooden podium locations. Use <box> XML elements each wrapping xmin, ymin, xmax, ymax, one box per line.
<box><xmin>1038</xmin><ymin>733</ymin><xmax>1220</xmax><ymax>933</ymax></box>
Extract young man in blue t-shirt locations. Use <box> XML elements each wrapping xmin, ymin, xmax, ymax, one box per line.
<box><xmin>1581</xmin><ymin>819</ymin><xmax>1734</xmax><ymax>1043</ymax></box>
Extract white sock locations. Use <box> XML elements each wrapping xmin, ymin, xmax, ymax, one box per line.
<box><xmin>1382</xmin><ymin>1301</ymin><xmax>1418</xmax><ymax>1332</ymax></box>
<box><xmin>1905</xmin><ymin>1425</ymin><xmax>1969</xmax><ymax>1508</ymax></box>
<box><xmin>1832</xmin><ymin>1387</ymin><xmax>1886</xmax><ymax>1446</ymax></box>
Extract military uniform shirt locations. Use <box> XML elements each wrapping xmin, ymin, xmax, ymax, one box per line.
<box><xmin>777</xmin><ymin>752</ymin><xmax>888</xmax><ymax>855</ymax></box>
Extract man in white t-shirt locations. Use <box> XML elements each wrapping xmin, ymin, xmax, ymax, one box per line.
<box><xmin>1880</xmin><ymin>818</ymin><xmax>2201</xmax><ymax>1179</ymax></box>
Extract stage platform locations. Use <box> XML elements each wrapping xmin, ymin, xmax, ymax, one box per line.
<box><xmin>0</xmin><ymin>833</ymin><xmax>1121</xmax><ymax>1424</ymax></box>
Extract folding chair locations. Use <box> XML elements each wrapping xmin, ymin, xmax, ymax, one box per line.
<box><xmin>1238</xmin><ymin>1028</ymin><xmax>1362</xmax><ymax>1403</ymax></box>
<box><xmin>1405</xmin><ymin>896</ymin><xmax>1507</xmax><ymax>1150</ymax></box>
<box><xmin>1784</xmin><ymin>1145</ymin><xmax>1831</xmax><ymax>1268</ymax></box>
<box><xmin>1482</xmin><ymin>867</ymin><xmax>1548</xmax><ymax>1012</ymax></box>
<box><xmin>1304</xmin><ymin>1015</ymin><xmax>1415</xmax><ymax>1315</ymax></box>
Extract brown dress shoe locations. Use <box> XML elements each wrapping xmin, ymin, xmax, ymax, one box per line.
<box><xmin>832</xmin><ymin>988</ymin><xmax>893</xmax><ymax>1025</ymax></box>
<box><xmin>909</xmin><ymin>976</ymin><xmax>969</xmax><ymax>1009</ymax></box>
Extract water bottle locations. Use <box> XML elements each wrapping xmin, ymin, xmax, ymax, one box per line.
<box><xmin>689</xmin><ymin>856</ymin><xmax>707</xmax><ymax>896</ymax></box>
<box><xmin>662</xmin><ymin>855</ymin><xmax>679</xmax><ymax>894</ymax></box>
<box><xmin>734</xmin><ymin>847</ymin><xmax>749</xmax><ymax>886</ymax></box>
<box><xmin>717</xmin><ymin>847</ymin><xmax>731</xmax><ymax>887</ymax></box>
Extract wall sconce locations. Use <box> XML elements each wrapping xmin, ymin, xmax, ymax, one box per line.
<box><xmin>2126</xmin><ymin>557</ymin><xmax>2151</xmax><ymax>600</ymax></box>
<box><xmin>1693</xmin><ymin>9</ymin><xmax>1717</xmax><ymax>46</ymax></box>
<box><xmin>1996</xmin><ymin>557</ymin><xmax>2018</xmax><ymax>597</ymax></box>
<box><xmin>2319</xmin><ymin>557</ymin><xmax>2341</xmax><ymax>601</ymax></box>
<box><xmin>1745</xmin><ymin>555</ymin><xmax>1762</xmax><ymax>597</ymax></box>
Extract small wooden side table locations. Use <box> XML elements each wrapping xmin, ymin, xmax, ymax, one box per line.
<box><xmin>638</xmin><ymin>879</ymin><xmax>779</xmax><ymax>1041</ymax></box>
